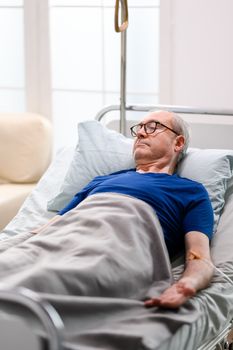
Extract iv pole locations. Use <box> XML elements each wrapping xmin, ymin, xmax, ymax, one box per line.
<box><xmin>114</xmin><ymin>0</ymin><xmax>129</xmax><ymax>135</ymax></box>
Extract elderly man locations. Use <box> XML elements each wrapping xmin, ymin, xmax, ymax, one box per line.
<box><xmin>57</xmin><ymin>110</ymin><xmax>214</xmax><ymax>309</ymax></box>
<box><xmin>0</xmin><ymin>110</ymin><xmax>214</xmax><ymax>310</ymax></box>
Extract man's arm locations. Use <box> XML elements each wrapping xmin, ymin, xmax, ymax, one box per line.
<box><xmin>145</xmin><ymin>231</ymin><xmax>214</xmax><ymax>309</ymax></box>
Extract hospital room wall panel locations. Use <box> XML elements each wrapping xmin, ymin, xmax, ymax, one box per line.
<box><xmin>160</xmin><ymin>0</ymin><xmax>233</xmax><ymax>109</ymax></box>
<box><xmin>180</xmin><ymin>114</ymin><xmax>233</xmax><ymax>150</ymax></box>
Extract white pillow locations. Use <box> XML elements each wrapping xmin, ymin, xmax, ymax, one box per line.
<box><xmin>47</xmin><ymin>121</ymin><xmax>135</xmax><ymax>211</ymax></box>
<box><xmin>47</xmin><ymin>120</ymin><xmax>233</xmax><ymax>231</ymax></box>
<box><xmin>178</xmin><ymin>148</ymin><xmax>233</xmax><ymax>230</ymax></box>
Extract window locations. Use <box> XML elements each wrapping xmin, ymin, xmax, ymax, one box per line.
<box><xmin>0</xmin><ymin>0</ymin><xmax>160</xmax><ymax>149</ymax></box>
<box><xmin>0</xmin><ymin>0</ymin><xmax>25</xmax><ymax>112</ymax></box>
<box><xmin>49</xmin><ymin>0</ymin><xmax>160</xmax><ymax>149</ymax></box>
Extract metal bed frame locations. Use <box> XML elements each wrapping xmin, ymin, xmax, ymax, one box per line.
<box><xmin>198</xmin><ymin>321</ymin><xmax>233</xmax><ymax>350</ymax></box>
<box><xmin>0</xmin><ymin>287</ymin><xmax>64</xmax><ymax>350</ymax></box>
<box><xmin>95</xmin><ymin>103</ymin><xmax>233</xmax><ymax>125</ymax></box>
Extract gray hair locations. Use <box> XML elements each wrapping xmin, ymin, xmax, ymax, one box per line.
<box><xmin>171</xmin><ymin>113</ymin><xmax>190</xmax><ymax>163</ymax></box>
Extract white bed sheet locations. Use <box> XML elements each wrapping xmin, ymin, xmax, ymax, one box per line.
<box><xmin>171</xmin><ymin>183</ymin><xmax>233</xmax><ymax>349</ymax></box>
<box><xmin>0</xmin><ymin>146</ymin><xmax>74</xmax><ymax>240</ymax></box>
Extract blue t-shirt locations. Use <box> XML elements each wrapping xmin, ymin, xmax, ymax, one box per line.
<box><xmin>59</xmin><ymin>169</ymin><xmax>214</xmax><ymax>257</ymax></box>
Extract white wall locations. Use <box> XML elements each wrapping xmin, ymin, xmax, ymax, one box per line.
<box><xmin>160</xmin><ymin>0</ymin><xmax>233</xmax><ymax>108</ymax></box>
<box><xmin>159</xmin><ymin>0</ymin><xmax>233</xmax><ymax>149</ymax></box>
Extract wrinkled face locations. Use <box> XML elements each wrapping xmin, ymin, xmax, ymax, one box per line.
<box><xmin>133</xmin><ymin>111</ymin><xmax>181</xmax><ymax>166</ymax></box>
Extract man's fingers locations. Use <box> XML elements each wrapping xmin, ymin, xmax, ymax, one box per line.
<box><xmin>144</xmin><ymin>295</ymin><xmax>184</xmax><ymax>309</ymax></box>
<box><xmin>144</xmin><ymin>298</ymin><xmax>161</xmax><ymax>307</ymax></box>
<box><xmin>144</xmin><ymin>282</ymin><xmax>196</xmax><ymax>309</ymax></box>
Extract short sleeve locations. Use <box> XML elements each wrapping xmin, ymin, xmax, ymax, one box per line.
<box><xmin>182</xmin><ymin>184</ymin><xmax>214</xmax><ymax>239</ymax></box>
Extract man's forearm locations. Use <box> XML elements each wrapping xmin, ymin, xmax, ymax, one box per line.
<box><xmin>144</xmin><ymin>259</ymin><xmax>214</xmax><ymax>309</ymax></box>
<box><xmin>144</xmin><ymin>232</ymin><xmax>214</xmax><ymax>308</ymax></box>
<box><xmin>179</xmin><ymin>256</ymin><xmax>214</xmax><ymax>292</ymax></box>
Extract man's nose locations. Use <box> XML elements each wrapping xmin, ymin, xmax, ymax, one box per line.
<box><xmin>136</xmin><ymin>125</ymin><xmax>147</xmax><ymax>138</ymax></box>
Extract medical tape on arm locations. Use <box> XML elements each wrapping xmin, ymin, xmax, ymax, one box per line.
<box><xmin>187</xmin><ymin>250</ymin><xmax>233</xmax><ymax>287</ymax></box>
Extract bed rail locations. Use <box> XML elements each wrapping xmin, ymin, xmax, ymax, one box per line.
<box><xmin>0</xmin><ymin>287</ymin><xmax>64</xmax><ymax>350</ymax></box>
<box><xmin>95</xmin><ymin>103</ymin><xmax>233</xmax><ymax>123</ymax></box>
<box><xmin>0</xmin><ymin>288</ymin><xmax>232</xmax><ymax>350</ymax></box>
<box><xmin>96</xmin><ymin>104</ymin><xmax>233</xmax><ymax>150</ymax></box>
<box><xmin>197</xmin><ymin>319</ymin><xmax>233</xmax><ymax>350</ymax></box>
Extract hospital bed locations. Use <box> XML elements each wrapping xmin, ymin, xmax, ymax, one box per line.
<box><xmin>0</xmin><ymin>103</ymin><xmax>233</xmax><ymax>350</ymax></box>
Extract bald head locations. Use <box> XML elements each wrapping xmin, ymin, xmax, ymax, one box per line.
<box><xmin>132</xmin><ymin>110</ymin><xmax>190</xmax><ymax>174</ymax></box>
<box><xmin>143</xmin><ymin>110</ymin><xmax>190</xmax><ymax>162</ymax></box>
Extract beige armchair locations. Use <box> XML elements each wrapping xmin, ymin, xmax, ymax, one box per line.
<box><xmin>0</xmin><ymin>113</ymin><xmax>52</xmax><ymax>231</ymax></box>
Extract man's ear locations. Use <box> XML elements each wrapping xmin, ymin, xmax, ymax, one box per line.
<box><xmin>174</xmin><ymin>135</ymin><xmax>185</xmax><ymax>153</ymax></box>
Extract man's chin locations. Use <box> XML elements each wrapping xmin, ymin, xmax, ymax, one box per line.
<box><xmin>133</xmin><ymin>153</ymin><xmax>150</xmax><ymax>165</ymax></box>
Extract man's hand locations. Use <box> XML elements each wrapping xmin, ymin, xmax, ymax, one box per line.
<box><xmin>145</xmin><ymin>231</ymin><xmax>214</xmax><ymax>309</ymax></box>
<box><xmin>144</xmin><ymin>278</ymin><xmax>196</xmax><ymax>309</ymax></box>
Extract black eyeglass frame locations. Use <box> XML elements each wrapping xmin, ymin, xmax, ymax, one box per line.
<box><xmin>130</xmin><ymin>120</ymin><xmax>179</xmax><ymax>137</ymax></box>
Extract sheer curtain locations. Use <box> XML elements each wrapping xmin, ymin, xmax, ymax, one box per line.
<box><xmin>0</xmin><ymin>0</ymin><xmax>25</xmax><ymax>112</ymax></box>
<box><xmin>49</xmin><ymin>0</ymin><xmax>160</xmax><ymax>149</ymax></box>
<box><xmin>0</xmin><ymin>0</ymin><xmax>160</xmax><ymax>150</ymax></box>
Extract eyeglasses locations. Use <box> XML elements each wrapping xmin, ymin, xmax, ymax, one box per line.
<box><xmin>130</xmin><ymin>120</ymin><xmax>179</xmax><ymax>137</ymax></box>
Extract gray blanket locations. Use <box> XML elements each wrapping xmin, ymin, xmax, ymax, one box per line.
<box><xmin>0</xmin><ymin>193</ymin><xmax>200</xmax><ymax>349</ymax></box>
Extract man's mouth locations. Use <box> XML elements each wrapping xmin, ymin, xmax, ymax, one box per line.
<box><xmin>136</xmin><ymin>141</ymin><xmax>149</xmax><ymax>147</ymax></box>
